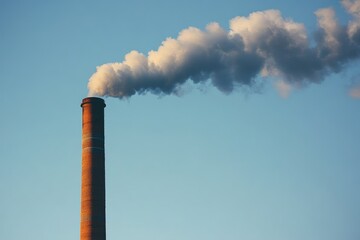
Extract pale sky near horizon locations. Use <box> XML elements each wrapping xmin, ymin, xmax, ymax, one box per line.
<box><xmin>1</xmin><ymin>1</ymin><xmax>360</xmax><ymax>240</ymax></box>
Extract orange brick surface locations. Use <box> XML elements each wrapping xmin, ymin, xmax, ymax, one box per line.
<box><xmin>81</xmin><ymin>97</ymin><xmax>106</xmax><ymax>240</ymax></box>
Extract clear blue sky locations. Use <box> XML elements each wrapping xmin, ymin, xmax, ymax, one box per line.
<box><xmin>1</xmin><ymin>0</ymin><xmax>360</xmax><ymax>240</ymax></box>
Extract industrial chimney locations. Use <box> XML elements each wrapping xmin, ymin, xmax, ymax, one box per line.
<box><xmin>80</xmin><ymin>97</ymin><xmax>106</xmax><ymax>240</ymax></box>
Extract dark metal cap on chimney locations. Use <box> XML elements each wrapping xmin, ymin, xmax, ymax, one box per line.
<box><xmin>81</xmin><ymin>97</ymin><xmax>106</xmax><ymax>108</ymax></box>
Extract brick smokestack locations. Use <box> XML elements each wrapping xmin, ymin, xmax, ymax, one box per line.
<box><xmin>81</xmin><ymin>97</ymin><xmax>106</xmax><ymax>240</ymax></box>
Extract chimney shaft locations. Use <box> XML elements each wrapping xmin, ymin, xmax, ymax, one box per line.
<box><xmin>81</xmin><ymin>97</ymin><xmax>106</xmax><ymax>240</ymax></box>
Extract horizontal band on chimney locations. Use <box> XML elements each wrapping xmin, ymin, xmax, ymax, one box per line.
<box><xmin>82</xmin><ymin>147</ymin><xmax>104</xmax><ymax>151</ymax></box>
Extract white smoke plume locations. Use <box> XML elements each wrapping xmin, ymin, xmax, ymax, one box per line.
<box><xmin>88</xmin><ymin>0</ymin><xmax>360</xmax><ymax>99</ymax></box>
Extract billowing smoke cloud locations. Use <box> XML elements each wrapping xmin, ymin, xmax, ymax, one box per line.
<box><xmin>88</xmin><ymin>0</ymin><xmax>360</xmax><ymax>99</ymax></box>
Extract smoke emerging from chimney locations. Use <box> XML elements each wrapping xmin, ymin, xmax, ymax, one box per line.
<box><xmin>88</xmin><ymin>0</ymin><xmax>360</xmax><ymax>99</ymax></box>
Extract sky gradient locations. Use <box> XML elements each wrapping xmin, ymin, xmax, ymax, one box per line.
<box><xmin>1</xmin><ymin>1</ymin><xmax>360</xmax><ymax>240</ymax></box>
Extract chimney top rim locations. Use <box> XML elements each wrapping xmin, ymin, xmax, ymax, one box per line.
<box><xmin>81</xmin><ymin>97</ymin><xmax>106</xmax><ymax>108</ymax></box>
